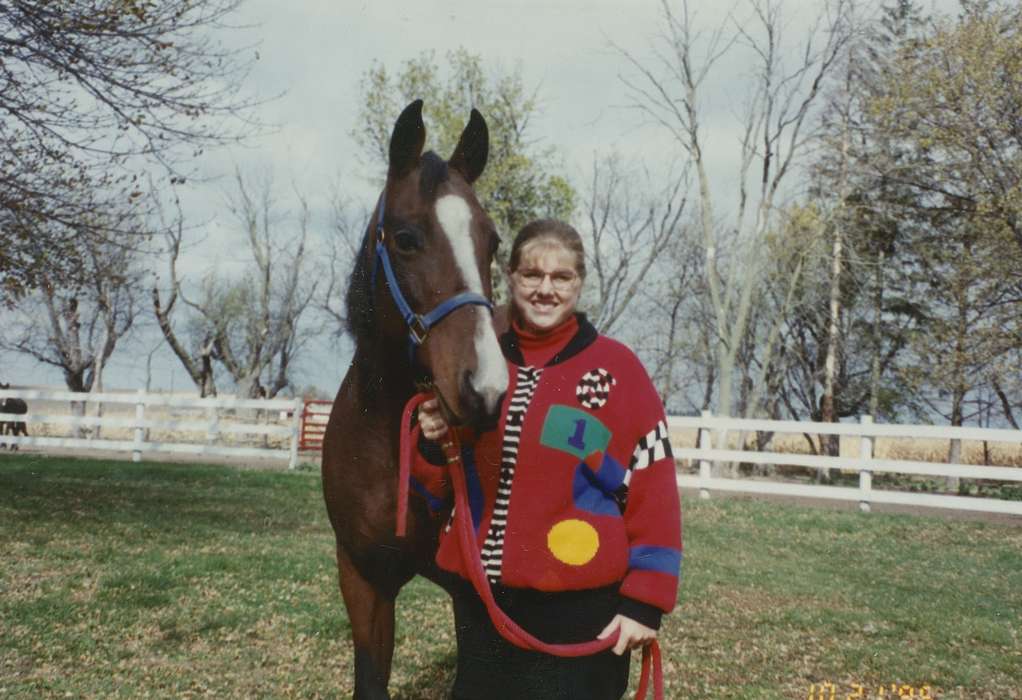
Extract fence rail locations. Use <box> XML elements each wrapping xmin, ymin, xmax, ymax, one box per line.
<box><xmin>4</xmin><ymin>389</ymin><xmax>1021</xmax><ymax>514</ymax></box>
<box><xmin>672</xmin><ymin>412</ymin><xmax>1022</xmax><ymax>516</ymax></box>
<box><xmin>668</xmin><ymin>414</ymin><xmax>1022</xmax><ymax>442</ymax></box>
<box><xmin>0</xmin><ymin>388</ymin><xmax>305</xmax><ymax>468</ymax></box>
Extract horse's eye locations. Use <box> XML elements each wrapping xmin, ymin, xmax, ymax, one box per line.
<box><xmin>488</xmin><ymin>233</ymin><xmax>501</xmax><ymax>257</ymax></box>
<box><xmin>394</xmin><ymin>229</ymin><xmax>420</xmax><ymax>252</ymax></box>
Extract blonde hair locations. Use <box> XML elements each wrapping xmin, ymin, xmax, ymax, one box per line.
<box><xmin>509</xmin><ymin>219</ymin><xmax>586</xmax><ymax>278</ymax></box>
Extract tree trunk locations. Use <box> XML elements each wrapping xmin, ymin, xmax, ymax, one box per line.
<box><xmin>819</xmin><ymin>63</ymin><xmax>853</xmax><ymax>483</ymax></box>
<box><xmin>91</xmin><ymin>356</ymin><xmax>104</xmax><ymax>441</ymax></box>
<box><xmin>819</xmin><ymin>217</ymin><xmax>842</xmax><ymax>482</ymax></box>
<box><xmin>992</xmin><ymin>375</ymin><xmax>1020</xmax><ymax>430</ymax></box>
<box><xmin>89</xmin><ymin>325</ymin><xmax>110</xmax><ymax>441</ymax></box>
<box><xmin>947</xmin><ymin>387</ymin><xmax>964</xmax><ymax>492</ymax></box>
<box><xmin>200</xmin><ymin>339</ymin><xmax>217</xmax><ymax>398</ymax></box>
<box><xmin>869</xmin><ymin>247</ymin><xmax>886</xmax><ymax>418</ymax></box>
<box><xmin>946</xmin><ymin>281</ymin><xmax>969</xmax><ymax>492</ymax></box>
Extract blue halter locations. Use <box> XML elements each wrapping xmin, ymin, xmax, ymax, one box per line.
<box><xmin>369</xmin><ymin>190</ymin><xmax>494</xmax><ymax>358</ymax></box>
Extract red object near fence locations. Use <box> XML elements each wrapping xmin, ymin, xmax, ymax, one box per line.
<box><xmin>299</xmin><ymin>400</ymin><xmax>332</xmax><ymax>452</ymax></box>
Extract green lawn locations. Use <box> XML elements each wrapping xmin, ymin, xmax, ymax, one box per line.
<box><xmin>1</xmin><ymin>454</ymin><xmax>1019</xmax><ymax>699</ymax></box>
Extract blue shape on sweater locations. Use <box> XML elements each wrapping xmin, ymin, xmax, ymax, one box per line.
<box><xmin>572</xmin><ymin>451</ymin><xmax>628</xmax><ymax>517</ymax></box>
<box><xmin>628</xmin><ymin>545</ymin><xmax>682</xmax><ymax>576</ymax></box>
<box><xmin>462</xmin><ymin>444</ymin><xmax>484</xmax><ymax>530</ymax></box>
<box><xmin>409</xmin><ymin>476</ymin><xmax>451</xmax><ymax>513</ymax></box>
<box><xmin>586</xmin><ymin>451</ymin><xmax>627</xmax><ymax>493</ymax></box>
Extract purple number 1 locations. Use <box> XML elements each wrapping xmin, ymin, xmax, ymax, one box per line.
<box><xmin>568</xmin><ymin>419</ymin><xmax>587</xmax><ymax>451</ymax></box>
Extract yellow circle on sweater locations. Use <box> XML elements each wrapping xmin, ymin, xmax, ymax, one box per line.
<box><xmin>547</xmin><ymin>519</ymin><xmax>600</xmax><ymax>566</ymax></box>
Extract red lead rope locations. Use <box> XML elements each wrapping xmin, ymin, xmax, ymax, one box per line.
<box><xmin>397</xmin><ymin>393</ymin><xmax>664</xmax><ymax>700</ymax></box>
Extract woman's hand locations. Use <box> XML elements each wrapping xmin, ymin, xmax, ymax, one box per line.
<box><xmin>597</xmin><ymin>614</ymin><xmax>657</xmax><ymax>656</ymax></box>
<box><xmin>417</xmin><ymin>397</ymin><xmax>449</xmax><ymax>441</ymax></box>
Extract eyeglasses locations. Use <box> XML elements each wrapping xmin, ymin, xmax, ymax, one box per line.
<box><xmin>514</xmin><ymin>268</ymin><xmax>580</xmax><ymax>293</ymax></box>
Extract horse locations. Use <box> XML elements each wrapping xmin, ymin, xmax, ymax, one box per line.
<box><xmin>0</xmin><ymin>383</ymin><xmax>28</xmax><ymax>450</ymax></box>
<box><xmin>321</xmin><ymin>100</ymin><xmax>509</xmax><ymax>700</ymax></box>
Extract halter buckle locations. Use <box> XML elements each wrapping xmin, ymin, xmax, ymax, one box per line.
<box><xmin>409</xmin><ymin>315</ymin><xmax>429</xmax><ymax>346</ymax></box>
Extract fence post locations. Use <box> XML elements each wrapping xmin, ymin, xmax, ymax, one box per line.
<box><xmin>859</xmin><ymin>415</ymin><xmax>874</xmax><ymax>513</ymax></box>
<box><xmin>132</xmin><ymin>389</ymin><xmax>145</xmax><ymax>463</ymax></box>
<box><xmin>206</xmin><ymin>402</ymin><xmax>219</xmax><ymax>447</ymax></box>
<box><xmin>698</xmin><ymin>410</ymin><xmax>712</xmax><ymax>500</ymax></box>
<box><xmin>288</xmin><ymin>397</ymin><xmax>303</xmax><ymax>470</ymax></box>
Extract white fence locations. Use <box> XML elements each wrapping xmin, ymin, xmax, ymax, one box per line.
<box><xmin>673</xmin><ymin>412</ymin><xmax>1022</xmax><ymax>516</ymax></box>
<box><xmin>0</xmin><ymin>388</ymin><xmax>305</xmax><ymax>469</ymax></box>
<box><xmin>4</xmin><ymin>388</ymin><xmax>1022</xmax><ymax>514</ymax></box>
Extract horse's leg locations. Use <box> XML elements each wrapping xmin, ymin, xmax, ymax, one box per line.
<box><xmin>336</xmin><ymin>545</ymin><xmax>397</xmax><ymax>700</ymax></box>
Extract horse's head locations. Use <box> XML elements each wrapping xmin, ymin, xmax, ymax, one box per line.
<box><xmin>347</xmin><ymin>100</ymin><xmax>508</xmax><ymax>428</ymax></box>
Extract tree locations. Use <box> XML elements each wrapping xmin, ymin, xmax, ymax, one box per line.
<box><xmin>578</xmin><ymin>155</ymin><xmax>689</xmax><ymax>336</ymax></box>
<box><xmin>152</xmin><ymin>204</ymin><xmax>219</xmax><ymax>397</ymax></box>
<box><xmin>1</xmin><ymin>226</ymin><xmax>145</xmax><ymax>394</ymax></box>
<box><xmin>154</xmin><ymin>170</ymin><xmax>318</xmax><ymax>399</ymax></box>
<box><xmin>746</xmin><ymin>0</ymin><xmax>933</xmax><ymax>462</ymax></box>
<box><xmin>870</xmin><ymin>3</ymin><xmax>1022</xmax><ymax>255</ymax></box>
<box><xmin>897</xmin><ymin>217</ymin><xmax>1015</xmax><ymax>474</ymax></box>
<box><xmin>215</xmin><ymin>171</ymin><xmax>319</xmax><ymax>398</ymax></box>
<box><xmin>319</xmin><ymin>189</ymin><xmax>365</xmax><ymax>338</ymax></box>
<box><xmin>353</xmin><ymin>50</ymin><xmax>575</xmax><ymax>273</ymax></box>
<box><xmin>0</xmin><ymin>0</ymin><xmax>260</xmax><ymax>301</ymax></box>
<box><xmin>863</xmin><ymin>1</ymin><xmax>1022</xmax><ymax>433</ymax></box>
<box><xmin>790</xmin><ymin>0</ymin><xmax>919</xmax><ymax>469</ymax></box>
<box><xmin>617</xmin><ymin>0</ymin><xmax>851</xmax><ymax>433</ymax></box>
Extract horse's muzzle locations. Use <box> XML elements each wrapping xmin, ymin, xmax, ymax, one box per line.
<box><xmin>461</xmin><ymin>369</ymin><xmax>505</xmax><ymax>432</ymax></box>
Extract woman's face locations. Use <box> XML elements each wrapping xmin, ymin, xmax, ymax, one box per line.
<box><xmin>510</xmin><ymin>241</ymin><xmax>583</xmax><ymax>334</ymax></box>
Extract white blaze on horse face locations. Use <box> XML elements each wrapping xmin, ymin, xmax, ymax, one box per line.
<box><xmin>435</xmin><ymin>194</ymin><xmax>508</xmax><ymax>413</ymax></box>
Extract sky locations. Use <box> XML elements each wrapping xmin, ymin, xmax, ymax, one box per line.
<box><xmin>4</xmin><ymin>0</ymin><xmax>958</xmax><ymax>396</ymax></box>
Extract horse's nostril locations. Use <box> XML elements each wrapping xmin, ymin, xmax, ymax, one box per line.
<box><xmin>462</xmin><ymin>370</ymin><xmax>503</xmax><ymax>423</ymax></box>
<box><xmin>488</xmin><ymin>390</ymin><xmax>507</xmax><ymax>419</ymax></box>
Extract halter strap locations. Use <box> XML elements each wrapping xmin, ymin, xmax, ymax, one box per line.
<box><xmin>370</xmin><ymin>190</ymin><xmax>494</xmax><ymax>354</ymax></box>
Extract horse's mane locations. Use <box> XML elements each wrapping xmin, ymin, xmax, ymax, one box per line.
<box><xmin>345</xmin><ymin>151</ymin><xmax>450</xmax><ymax>343</ymax></box>
<box><xmin>345</xmin><ymin>224</ymin><xmax>375</xmax><ymax>341</ymax></box>
<box><xmin>418</xmin><ymin>151</ymin><xmax>448</xmax><ymax>198</ymax></box>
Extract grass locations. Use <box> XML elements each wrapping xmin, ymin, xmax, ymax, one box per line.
<box><xmin>1</xmin><ymin>454</ymin><xmax>1020</xmax><ymax>699</ymax></box>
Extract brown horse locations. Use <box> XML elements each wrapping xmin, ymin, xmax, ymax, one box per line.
<box><xmin>322</xmin><ymin>100</ymin><xmax>508</xmax><ymax>699</ymax></box>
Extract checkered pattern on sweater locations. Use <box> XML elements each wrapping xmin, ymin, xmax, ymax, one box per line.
<box><xmin>480</xmin><ymin>365</ymin><xmax>542</xmax><ymax>583</ymax></box>
<box><xmin>625</xmin><ymin>420</ymin><xmax>671</xmax><ymax>485</ymax></box>
<box><xmin>575</xmin><ymin>368</ymin><xmax>616</xmax><ymax>409</ymax></box>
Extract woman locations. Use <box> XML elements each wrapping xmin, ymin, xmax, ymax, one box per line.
<box><xmin>416</xmin><ymin>219</ymin><xmax>681</xmax><ymax>700</ymax></box>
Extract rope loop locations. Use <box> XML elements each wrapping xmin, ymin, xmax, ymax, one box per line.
<box><xmin>398</xmin><ymin>392</ymin><xmax>664</xmax><ymax>699</ymax></box>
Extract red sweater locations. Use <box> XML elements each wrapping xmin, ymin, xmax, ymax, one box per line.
<box><xmin>416</xmin><ymin>315</ymin><xmax>682</xmax><ymax>623</ymax></box>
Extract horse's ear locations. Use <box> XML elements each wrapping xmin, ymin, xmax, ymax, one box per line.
<box><xmin>388</xmin><ymin>100</ymin><xmax>426</xmax><ymax>179</ymax></box>
<box><xmin>449</xmin><ymin>108</ymin><xmax>488</xmax><ymax>184</ymax></box>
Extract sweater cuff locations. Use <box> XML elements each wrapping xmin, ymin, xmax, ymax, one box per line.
<box><xmin>618</xmin><ymin>597</ymin><xmax>663</xmax><ymax>631</ymax></box>
<box><xmin>417</xmin><ymin>430</ymin><xmax>447</xmax><ymax>466</ymax></box>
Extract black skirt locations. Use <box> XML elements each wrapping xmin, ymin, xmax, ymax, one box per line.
<box><xmin>449</xmin><ymin>579</ymin><xmax>630</xmax><ymax>700</ymax></box>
